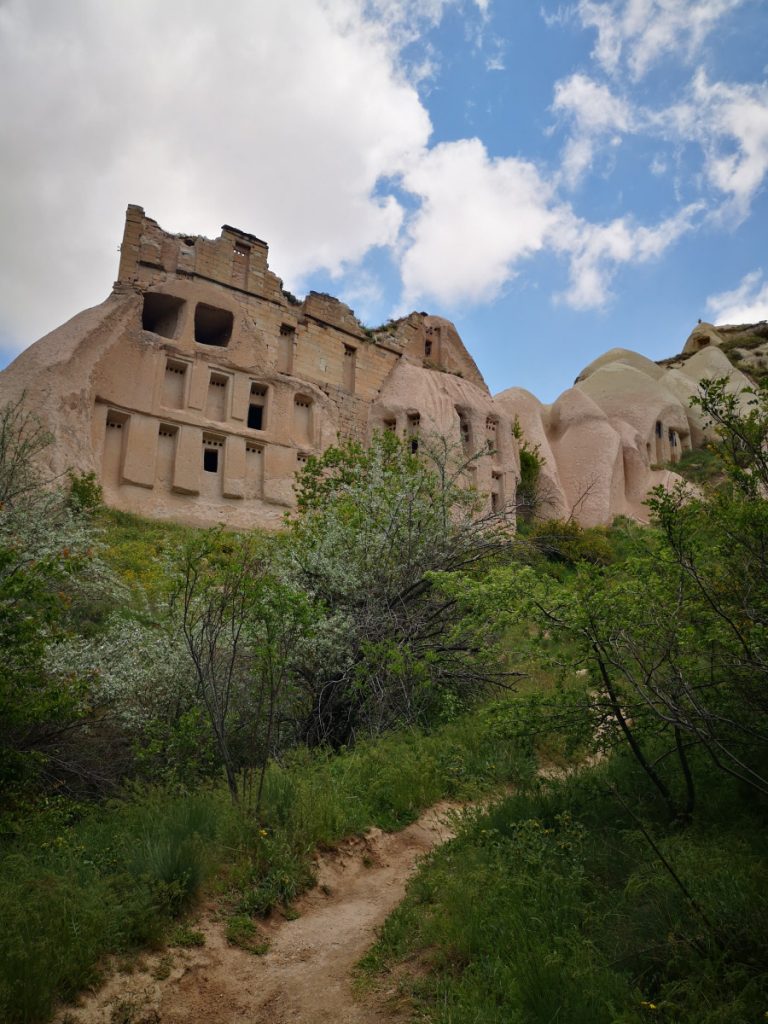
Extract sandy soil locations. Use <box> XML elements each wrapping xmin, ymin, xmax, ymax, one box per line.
<box><xmin>54</xmin><ymin>802</ymin><xmax>461</xmax><ymax>1024</ymax></box>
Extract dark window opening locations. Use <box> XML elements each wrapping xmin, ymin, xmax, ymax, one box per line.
<box><xmin>407</xmin><ymin>413</ymin><xmax>420</xmax><ymax>453</ymax></box>
<box><xmin>142</xmin><ymin>293</ymin><xmax>184</xmax><ymax>338</ymax></box>
<box><xmin>383</xmin><ymin>418</ymin><xmax>396</xmax><ymax>433</ymax></box>
<box><xmin>233</xmin><ymin>242</ymin><xmax>250</xmax><ymax>258</ymax></box>
<box><xmin>669</xmin><ymin>430</ymin><xmax>677</xmax><ymax>447</ymax></box>
<box><xmin>655</xmin><ymin>420</ymin><xmax>662</xmax><ymax>438</ymax></box>
<box><xmin>425</xmin><ymin>340</ymin><xmax>432</xmax><ymax>357</ymax></box>
<box><xmin>248</xmin><ymin>404</ymin><xmax>264</xmax><ymax>430</ymax></box>
<box><xmin>203</xmin><ymin>448</ymin><xmax>219</xmax><ymax>473</ymax></box>
<box><xmin>280</xmin><ymin>323</ymin><xmax>296</xmax><ymax>336</ymax></box>
<box><xmin>195</xmin><ymin>303</ymin><xmax>233</xmax><ymax>346</ymax></box>
<box><xmin>491</xmin><ymin>492</ymin><xmax>500</xmax><ymax>512</ymax></box>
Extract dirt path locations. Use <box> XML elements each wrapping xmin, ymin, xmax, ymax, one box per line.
<box><xmin>55</xmin><ymin>802</ymin><xmax>461</xmax><ymax>1024</ymax></box>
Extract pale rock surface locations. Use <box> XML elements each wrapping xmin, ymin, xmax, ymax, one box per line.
<box><xmin>0</xmin><ymin>204</ymin><xmax>757</xmax><ymax>529</ymax></box>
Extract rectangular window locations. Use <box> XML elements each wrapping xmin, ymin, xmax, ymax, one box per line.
<box><xmin>248</xmin><ymin>384</ymin><xmax>267</xmax><ymax>430</ymax></box>
<box><xmin>195</xmin><ymin>303</ymin><xmax>233</xmax><ymax>346</ymax></box>
<box><xmin>248</xmin><ymin>404</ymin><xmax>263</xmax><ymax>430</ymax></box>
<box><xmin>203</xmin><ymin>448</ymin><xmax>218</xmax><ymax>473</ymax></box>
<box><xmin>162</xmin><ymin>359</ymin><xmax>187</xmax><ymax>409</ymax></box>
<box><xmin>408</xmin><ymin>413</ymin><xmax>420</xmax><ymax>453</ymax></box>
<box><xmin>232</xmin><ymin>241</ymin><xmax>250</xmax><ymax>288</ymax></box>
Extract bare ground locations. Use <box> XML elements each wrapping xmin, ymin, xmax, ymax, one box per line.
<box><xmin>54</xmin><ymin>802</ymin><xmax>461</xmax><ymax>1024</ymax></box>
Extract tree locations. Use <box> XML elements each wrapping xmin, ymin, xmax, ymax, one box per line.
<box><xmin>173</xmin><ymin>530</ymin><xmax>313</xmax><ymax>809</ymax></box>
<box><xmin>0</xmin><ymin>396</ymin><xmax>117</xmax><ymax>801</ymax></box>
<box><xmin>448</xmin><ymin>378</ymin><xmax>768</xmax><ymax>818</ymax></box>
<box><xmin>282</xmin><ymin>431</ymin><xmax>516</xmax><ymax>747</ymax></box>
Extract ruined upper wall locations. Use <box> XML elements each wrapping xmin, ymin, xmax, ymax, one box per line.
<box><xmin>118</xmin><ymin>204</ymin><xmax>285</xmax><ymax>305</ymax></box>
<box><xmin>0</xmin><ymin>205</ymin><xmax>502</xmax><ymax>530</ymax></box>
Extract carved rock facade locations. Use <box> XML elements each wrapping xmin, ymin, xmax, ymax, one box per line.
<box><xmin>0</xmin><ymin>206</ymin><xmax>753</xmax><ymax>528</ymax></box>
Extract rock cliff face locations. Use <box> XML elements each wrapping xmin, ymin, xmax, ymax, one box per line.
<box><xmin>0</xmin><ymin>206</ymin><xmax>754</xmax><ymax>528</ymax></box>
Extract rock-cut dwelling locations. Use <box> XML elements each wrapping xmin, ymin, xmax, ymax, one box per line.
<box><xmin>0</xmin><ymin>205</ymin><xmax>754</xmax><ymax>528</ymax></box>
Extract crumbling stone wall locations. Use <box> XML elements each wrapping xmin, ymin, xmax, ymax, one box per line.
<box><xmin>0</xmin><ymin>206</ymin><xmax>516</xmax><ymax>530</ymax></box>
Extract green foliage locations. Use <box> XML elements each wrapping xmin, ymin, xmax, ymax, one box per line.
<box><xmin>169</xmin><ymin>925</ymin><xmax>205</xmax><ymax>948</ymax></box>
<box><xmin>66</xmin><ymin>471</ymin><xmax>103</xmax><ymax>513</ymax></box>
<box><xmin>666</xmin><ymin>446</ymin><xmax>723</xmax><ymax>486</ymax></box>
<box><xmin>0</xmin><ymin>788</ymin><xmax>228</xmax><ymax>1023</ymax></box>
<box><xmin>225</xmin><ymin>915</ymin><xmax>269</xmax><ymax>955</ymax></box>
<box><xmin>0</xmin><ymin>705</ymin><xmax>533</xmax><ymax>1022</ymax></box>
<box><xmin>364</xmin><ymin>754</ymin><xmax>768</xmax><ymax>1024</ymax></box>
<box><xmin>0</xmin><ymin>399</ymin><xmax>119</xmax><ymax>803</ymax></box>
<box><xmin>512</xmin><ymin>416</ymin><xmax>545</xmax><ymax>521</ymax></box>
<box><xmin>284</xmin><ymin>431</ymin><xmax>512</xmax><ymax>746</ymax></box>
<box><xmin>527</xmin><ymin>518</ymin><xmax>614</xmax><ymax>566</ymax></box>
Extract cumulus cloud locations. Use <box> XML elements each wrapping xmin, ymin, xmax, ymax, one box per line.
<box><xmin>397</xmin><ymin>132</ymin><xmax>700</xmax><ymax>313</ymax></box>
<box><xmin>552</xmin><ymin>73</ymin><xmax>632</xmax><ymax>133</ymax></box>
<box><xmin>706</xmin><ymin>270</ymin><xmax>768</xmax><ymax>324</ymax></box>
<box><xmin>692</xmin><ymin>73</ymin><xmax>768</xmax><ymax>220</ymax></box>
<box><xmin>555</xmin><ymin>203</ymin><xmax>703</xmax><ymax>309</ymax></box>
<box><xmin>0</xmin><ymin>0</ymin><xmax>434</xmax><ymax>348</ymax></box>
<box><xmin>398</xmin><ymin>139</ymin><xmax>557</xmax><ymax>307</ymax></box>
<box><xmin>658</xmin><ymin>71</ymin><xmax>768</xmax><ymax>220</ymax></box>
<box><xmin>552</xmin><ymin>73</ymin><xmax>633</xmax><ymax>186</ymax></box>
<box><xmin>577</xmin><ymin>0</ymin><xmax>746</xmax><ymax>79</ymax></box>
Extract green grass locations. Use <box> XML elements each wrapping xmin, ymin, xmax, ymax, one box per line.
<box><xmin>0</xmin><ymin>699</ymin><xmax>535</xmax><ymax>1023</ymax></box>
<box><xmin>362</xmin><ymin>750</ymin><xmax>768</xmax><ymax>1024</ymax></box>
<box><xmin>664</xmin><ymin>447</ymin><xmax>724</xmax><ymax>487</ymax></box>
<box><xmin>0</xmin><ymin>788</ymin><xmax>226</xmax><ymax>1024</ymax></box>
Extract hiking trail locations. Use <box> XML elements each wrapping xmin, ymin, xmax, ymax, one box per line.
<box><xmin>54</xmin><ymin>801</ymin><xmax>460</xmax><ymax>1024</ymax></box>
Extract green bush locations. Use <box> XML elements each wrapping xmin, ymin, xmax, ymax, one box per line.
<box><xmin>0</xmin><ymin>788</ymin><xmax>230</xmax><ymax>1023</ymax></box>
<box><xmin>364</xmin><ymin>752</ymin><xmax>768</xmax><ymax>1024</ymax></box>
<box><xmin>0</xmin><ymin>702</ymin><xmax>534</xmax><ymax>1023</ymax></box>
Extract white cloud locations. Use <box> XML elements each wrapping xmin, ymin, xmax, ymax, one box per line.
<box><xmin>650</xmin><ymin>154</ymin><xmax>668</xmax><ymax>176</ymax></box>
<box><xmin>706</xmin><ymin>270</ymin><xmax>768</xmax><ymax>323</ymax></box>
<box><xmin>551</xmin><ymin>73</ymin><xmax>633</xmax><ymax>187</ymax></box>
<box><xmin>0</xmin><ymin>0</ymin><xmax>436</xmax><ymax>349</ymax></box>
<box><xmin>658</xmin><ymin>71</ymin><xmax>768</xmax><ymax>220</ymax></box>
<box><xmin>552</xmin><ymin>73</ymin><xmax>632</xmax><ymax>133</ymax></box>
<box><xmin>399</xmin><ymin>139</ymin><xmax>557</xmax><ymax>306</ymax></box>
<box><xmin>577</xmin><ymin>0</ymin><xmax>746</xmax><ymax>79</ymax></box>
<box><xmin>555</xmin><ymin>203</ymin><xmax>703</xmax><ymax>309</ymax></box>
<box><xmin>560</xmin><ymin>135</ymin><xmax>597</xmax><ymax>188</ymax></box>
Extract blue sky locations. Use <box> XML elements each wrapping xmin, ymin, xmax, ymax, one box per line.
<box><xmin>1</xmin><ymin>0</ymin><xmax>767</xmax><ymax>401</ymax></box>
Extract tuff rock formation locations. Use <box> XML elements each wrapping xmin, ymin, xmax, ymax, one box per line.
<box><xmin>0</xmin><ymin>206</ymin><xmax>754</xmax><ymax>529</ymax></box>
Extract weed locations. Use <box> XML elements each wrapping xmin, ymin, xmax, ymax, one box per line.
<box><xmin>365</xmin><ymin>751</ymin><xmax>768</xmax><ymax>1024</ymax></box>
<box><xmin>149</xmin><ymin>954</ymin><xmax>173</xmax><ymax>981</ymax></box>
<box><xmin>225</xmin><ymin>916</ymin><xmax>270</xmax><ymax>955</ymax></box>
<box><xmin>169</xmin><ymin>925</ymin><xmax>205</xmax><ymax>948</ymax></box>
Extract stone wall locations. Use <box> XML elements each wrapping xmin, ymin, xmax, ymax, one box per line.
<box><xmin>0</xmin><ymin>205</ymin><xmax>754</xmax><ymax>530</ymax></box>
<box><xmin>0</xmin><ymin>206</ymin><xmax>516</xmax><ymax>529</ymax></box>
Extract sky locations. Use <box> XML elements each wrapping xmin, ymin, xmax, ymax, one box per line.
<box><xmin>0</xmin><ymin>0</ymin><xmax>767</xmax><ymax>402</ymax></box>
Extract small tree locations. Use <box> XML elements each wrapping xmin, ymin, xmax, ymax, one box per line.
<box><xmin>0</xmin><ymin>397</ymin><xmax>117</xmax><ymax>802</ymax></box>
<box><xmin>283</xmin><ymin>431</ymin><xmax>515</xmax><ymax>747</ymax></box>
<box><xmin>174</xmin><ymin>531</ymin><xmax>312</xmax><ymax>809</ymax></box>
